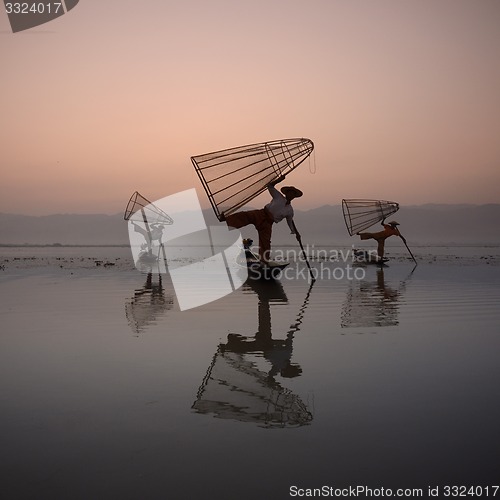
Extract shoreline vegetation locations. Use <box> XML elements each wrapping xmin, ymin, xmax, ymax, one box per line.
<box><xmin>1</xmin><ymin>247</ymin><xmax>499</xmax><ymax>274</ymax></box>
<box><xmin>0</xmin><ymin>243</ymin><xmax>130</xmax><ymax>248</ymax></box>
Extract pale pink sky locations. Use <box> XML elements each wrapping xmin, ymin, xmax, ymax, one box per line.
<box><xmin>1</xmin><ymin>0</ymin><xmax>499</xmax><ymax>215</ymax></box>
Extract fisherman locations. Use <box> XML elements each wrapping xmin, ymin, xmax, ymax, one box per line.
<box><xmin>221</xmin><ymin>176</ymin><xmax>302</xmax><ymax>263</ymax></box>
<box><xmin>131</xmin><ymin>221</ymin><xmax>164</xmax><ymax>255</ymax></box>
<box><xmin>358</xmin><ymin>220</ymin><xmax>401</xmax><ymax>259</ymax></box>
<box><xmin>149</xmin><ymin>223</ymin><xmax>164</xmax><ymax>242</ymax></box>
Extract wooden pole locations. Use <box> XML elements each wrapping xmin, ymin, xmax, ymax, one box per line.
<box><xmin>293</xmin><ymin>222</ymin><xmax>316</xmax><ymax>282</ymax></box>
<box><xmin>398</xmin><ymin>231</ymin><xmax>417</xmax><ymax>265</ymax></box>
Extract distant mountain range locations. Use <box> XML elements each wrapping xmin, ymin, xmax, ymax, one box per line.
<box><xmin>1</xmin><ymin>204</ymin><xmax>499</xmax><ymax>246</ymax></box>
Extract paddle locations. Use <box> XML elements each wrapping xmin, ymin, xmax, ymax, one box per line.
<box><xmin>397</xmin><ymin>231</ymin><xmax>417</xmax><ymax>265</ymax></box>
<box><xmin>292</xmin><ymin>222</ymin><xmax>316</xmax><ymax>282</ymax></box>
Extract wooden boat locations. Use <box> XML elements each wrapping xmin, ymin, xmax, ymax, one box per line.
<box><xmin>243</xmin><ymin>239</ymin><xmax>289</xmax><ymax>279</ymax></box>
<box><xmin>353</xmin><ymin>248</ymin><xmax>389</xmax><ymax>265</ymax></box>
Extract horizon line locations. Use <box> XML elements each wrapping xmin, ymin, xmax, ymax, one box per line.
<box><xmin>1</xmin><ymin>201</ymin><xmax>500</xmax><ymax>218</ymax></box>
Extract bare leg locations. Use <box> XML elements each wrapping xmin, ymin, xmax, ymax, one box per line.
<box><xmin>257</xmin><ymin>223</ymin><xmax>273</xmax><ymax>263</ymax></box>
<box><xmin>377</xmin><ymin>239</ymin><xmax>385</xmax><ymax>259</ymax></box>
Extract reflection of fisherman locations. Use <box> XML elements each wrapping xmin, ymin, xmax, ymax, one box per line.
<box><xmin>358</xmin><ymin>220</ymin><xmax>400</xmax><ymax>259</ymax></box>
<box><xmin>341</xmin><ymin>267</ymin><xmax>403</xmax><ymax>328</ymax></box>
<box><xmin>221</xmin><ymin>177</ymin><xmax>302</xmax><ymax>263</ymax></box>
<box><xmin>125</xmin><ymin>273</ymin><xmax>174</xmax><ymax>335</ymax></box>
<box><xmin>376</xmin><ymin>267</ymin><xmax>399</xmax><ymax>303</ymax></box>
<box><xmin>192</xmin><ymin>277</ymin><xmax>313</xmax><ymax>427</ymax></box>
<box><xmin>221</xmin><ymin>279</ymin><xmax>302</xmax><ymax>380</ymax></box>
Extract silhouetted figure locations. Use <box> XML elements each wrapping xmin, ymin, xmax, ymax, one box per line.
<box><xmin>358</xmin><ymin>220</ymin><xmax>401</xmax><ymax>259</ymax></box>
<box><xmin>222</xmin><ymin>177</ymin><xmax>302</xmax><ymax>263</ymax></box>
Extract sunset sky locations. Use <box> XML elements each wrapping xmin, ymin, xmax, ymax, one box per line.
<box><xmin>1</xmin><ymin>0</ymin><xmax>499</xmax><ymax>215</ymax></box>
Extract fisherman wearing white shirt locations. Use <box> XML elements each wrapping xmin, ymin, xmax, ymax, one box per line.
<box><xmin>221</xmin><ymin>177</ymin><xmax>303</xmax><ymax>263</ymax></box>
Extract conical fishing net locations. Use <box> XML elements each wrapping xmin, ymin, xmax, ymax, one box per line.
<box><xmin>192</xmin><ymin>138</ymin><xmax>314</xmax><ymax>221</ymax></box>
<box><xmin>124</xmin><ymin>191</ymin><xmax>173</xmax><ymax>224</ymax></box>
<box><xmin>342</xmin><ymin>199</ymin><xmax>399</xmax><ymax>236</ymax></box>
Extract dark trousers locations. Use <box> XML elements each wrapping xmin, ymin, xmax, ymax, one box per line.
<box><xmin>225</xmin><ymin>209</ymin><xmax>274</xmax><ymax>262</ymax></box>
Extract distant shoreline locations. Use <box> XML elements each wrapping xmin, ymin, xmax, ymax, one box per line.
<box><xmin>0</xmin><ymin>244</ymin><xmax>130</xmax><ymax>248</ymax></box>
<box><xmin>2</xmin><ymin>204</ymin><xmax>499</xmax><ymax>247</ymax></box>
<box><xmin>1</xmin><ymin>243</ymin><xmax>500</xmax><ymax>248</ymax></box>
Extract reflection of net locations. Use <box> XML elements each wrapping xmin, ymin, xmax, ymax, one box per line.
<box><xmin>341</xmin><ymin>280</ymin><xmax>399</xmax><ymax>328</ymax></box>
<box><xmin>124</xmin><ymin>191</ymin><xmax>174</xmax><ymax>224</ymax></box>
<box><xmin>342</xmin><ymin>199</ymin><xmax>399</xmax><ymax>236</ymax></box>
<box><xmin>192</xmin><ymin>350</ymin><xmax>313</xmax><ymax>428</ymax></box>
<box><xmin>192</xmin><ymin>138</ymin><xmax>314</xmax><ymax>220</ymax></box>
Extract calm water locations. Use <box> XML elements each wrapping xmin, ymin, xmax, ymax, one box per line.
<box><xmin>1</xmin><ymin>248</ymin><xmax>500</xmax><ymax>499</ymax></box>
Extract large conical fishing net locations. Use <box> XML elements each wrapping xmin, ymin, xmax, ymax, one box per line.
<box><xmin>192</xmin><ymin>138</ymin><xmax>314</xmax><ymax>221</ymax></box>
<box><xmin>342</xmin><ymin>199</ymin><xmax>399</xmax><ymax>236</ymax></box>
<box><xmin>123</xmin><ymin>191</ymin><xmax>174</xmax><ymax>224</ymax></box>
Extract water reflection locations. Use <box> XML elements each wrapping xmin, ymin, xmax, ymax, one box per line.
<box><xmin>125</xmin><ymin>273</ymin><xmax>174</xmax><ymax>335</ymax></box>
<box><xmin>341</xmin><ymin>267</ymin><xmax>414</xmax><ymax>328</ymax></box>
<box><xmin>192</xmin><ymin>279</ymin><xmax>314</xmax><ymax>428</ymax></box>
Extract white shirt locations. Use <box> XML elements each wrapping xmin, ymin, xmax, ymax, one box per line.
<box><xmin>265</xmin><ymin>185</ymin><xmax>295</xmax><ymax>233</ymax></box>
